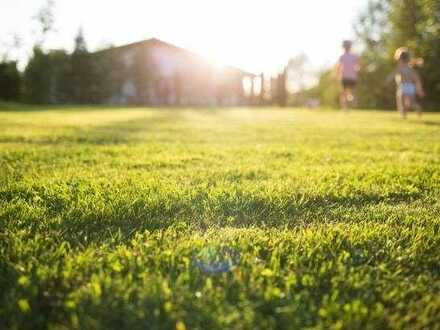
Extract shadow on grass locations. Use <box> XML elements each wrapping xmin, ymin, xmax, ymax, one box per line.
<box><xmin>418</xmin><ymin>120</ymin><xmax>440</xmax><ymax>127</ymax></box>
<box><xmin>0</xmin><ymin>113</ymin><xmax>175</xmax><ymax>146</ymax></box>
<box><xmin>9</xmin><ymin>189</ymin><xmax>421</xmax><ymax>248</ymax></box>
<box><xmin>0</xmin><ymin>102</ymin><xmax>239</xmax><ymax>113</ymax></box>
<box><xmin>0</xmin><ymin>102</ymin><xmax>158</xmax><ymax>112</ymax></box>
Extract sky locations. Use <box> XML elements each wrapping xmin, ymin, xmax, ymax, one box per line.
<box><xmin>0</xmin><ymin>0</ymin><xmax>366</xmax><ymax>74</ymax></box>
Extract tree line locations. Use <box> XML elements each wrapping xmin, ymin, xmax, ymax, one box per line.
<box><xmin>0</xmin><ymin>0</ymin><xmax>439</xmax><ymax>109</ymax></box>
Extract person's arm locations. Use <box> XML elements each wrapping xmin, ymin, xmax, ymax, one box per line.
<box><xmin>386</xmin><ymin>67</ymin><xmax>398</xmax><ymax>84</ymax></box>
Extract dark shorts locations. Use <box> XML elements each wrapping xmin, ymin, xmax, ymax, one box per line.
<box><xmin>342</xmin><ymin>79</ymin><xmax>357</xmax><ymax>89</ymax></box>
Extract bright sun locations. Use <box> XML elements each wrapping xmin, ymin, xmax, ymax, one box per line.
<box><xmin>2</xmin><ymin>0</ymin><xmax>364</xmax><ymax>74</ymax></box>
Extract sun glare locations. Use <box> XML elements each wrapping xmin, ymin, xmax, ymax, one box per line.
<box><xmin>2</xmin><ymin>0</ymin><xmax>364</xmax><ymax>75</ymax></box>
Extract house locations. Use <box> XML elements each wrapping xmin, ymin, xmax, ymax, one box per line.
<box><xmin>94</xmin><ymin>38</ymin><xmax>256</xmax><ymax>106</ymax></box>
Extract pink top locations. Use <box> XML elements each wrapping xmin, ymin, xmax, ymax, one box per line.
<box><xmin>339</xmin><ymin>52</ymin><xmax>359</xmax><ymax>80</ymax></box>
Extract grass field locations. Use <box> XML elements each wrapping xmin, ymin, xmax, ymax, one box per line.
<box><xmin>1</xmin><ymin>105</ymin><xmax>439</xmax><ymax>330</ymax></box>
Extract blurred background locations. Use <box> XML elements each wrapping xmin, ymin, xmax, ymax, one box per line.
<box><xmin>1</xmin><ymin>0</ymin><xmax>439</xmax><ymax>109</ymax></box>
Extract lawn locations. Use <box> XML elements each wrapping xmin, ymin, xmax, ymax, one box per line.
<box><xmin>1</xmin><ymin>105</ymin><xmax>439</xmax><ymax>330</ymax></box>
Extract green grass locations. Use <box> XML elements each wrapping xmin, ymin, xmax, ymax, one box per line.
<box><xmin>1</xmin><ymin>105</ymin><xmax>439</xmax><ymax>330</ymax></box>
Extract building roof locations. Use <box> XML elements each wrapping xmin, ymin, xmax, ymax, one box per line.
<box><xmin>94</xmin><ymin>38</ymin><xmax>256</xmax><ymax>77</ymax></box>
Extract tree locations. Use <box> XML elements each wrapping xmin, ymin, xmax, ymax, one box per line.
<box><xmin>351</xmin><ymin>0</ymin><xmax>394</xmax><ymax>109</ymax></box>
<box><xmin>285</xmin><ymin>54</ymin><xmax>318</xmax><ymax>106</ymax></box>
<box><xmin>0</xmin><ymin>34</ymin><xmax>23</xmax><ymax>102</ymax></box>
<box><xmin>407</xmin><ymin>0</ymin><xmax>440</xmax><ymax>108</ymax></box>
<box><xmin>73</xmin><ymin>28</ymin><xmax>88</xmax><ymax>54</ymax></box>
<box><xmin>23</xmin><ymin>47</ymin><xmax>51</xmax><ymax>103</ymax></box>
<box><xmin>353</xmin><ymin>0</ymin><xmax>440</xmax><ymax>109</ymax></box>
<box><xmin>314</xmin><ymin>69</ymin><xmax>339</xmax><ymax>108</ymax></box>
<box><xmin>0</xmin><ymin>61</ymin><xmax>21</xmax><ymax>101</ymax></box>
<box><xmin>22</xmin><ymin>0</ymin><xmax>60</xmax><ymax>104</ymax></box>
<box><xmin>23</xmin><ymin>47</ymin><xmax>71</xmax><ymax>104</ymax></box>
<box><xmin>70</xmin><ymin>28</ymin><xmax>104</xmax><ymax>104</ymax></box>
<box><xmin>276</xmin><ymin>68</ymin><xmax>288</xmax><ymax>107</ymax></box>
<box><xmin>33</xmin><ymin>0</ymin><xmax>55</xmax><ymax>47</ymax></box>
<box><xmin>286</xmin><ymin>54</ymin><xmax>310</xmax><ymax>94</ymax></box>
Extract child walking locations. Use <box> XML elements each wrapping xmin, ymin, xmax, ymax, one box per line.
<box><xmin>390</xmin><ymin>47</ymin><xmax>425</xmax><ymax>119</ymax></box>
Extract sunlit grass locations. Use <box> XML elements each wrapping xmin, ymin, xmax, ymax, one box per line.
<box><xmin>1</xmin><ymin>106</ymin><xmax>439</xmax><ymax>329</ymax></box>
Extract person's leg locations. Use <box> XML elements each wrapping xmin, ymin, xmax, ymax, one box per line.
<box><xmin>340</xmin><ymin>86</ymin><xmax>348</xmax><ymax>110</ymax></box>
<box><xmin>345</xmin><ymin>87</ymin><xmax>352</xmax><ymax>102</ymax></box>
<box><xmin>402</xmin><ymin>95</ymin><xmax>412</xmax><ymax>119</ymax></box>
<box><xmin>396</xmin><ymin>91</ymin><xmax>405</xmax><ymax>119</ymax></box>
<box><xmin>346</xmin><ymin>85</ymin><xmax>357</xmax><ymax>108</ymax></box>
<box><xmin>412</xmin><ymin>96</ymin><xmax>422</xmax><ymax>117</ymax></box>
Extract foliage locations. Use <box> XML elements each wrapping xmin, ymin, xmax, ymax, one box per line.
<box><xmin>22</xmin><ymin>30</ymin><xmax>114</xmax><ymax>105</ymax></box>
<box><xmin>0</xmin><ymin>61</ymin><xmax>21</xmax><ymax>101</ymax></box>
<box><xmin>23</xmin><ymin>47</ymin><xmax>72</xmax><ymax>104</ymax></box>
<box><xmin>1</xmin><ymin>106</ymin><xmax>439</xmax><ymax>329</ymax></box>
<box><xmin>392</xmin><ymin>0</ymin><xmax>440</xmax><ymax>108</ymax></box>
<box><xmin>275</xmin><ymin>69</ymin><xmax>288</xmax><ymax>107</ymax></box>
<box><xmin>308</xmin><ymin>69</ymin><xmax>339</xmax><ymax>108</ymax></box>
<box><xmin>354</xmin><ymin>0</ymin><xmax>440</xmax><ymax>109</ymax></box>
<box><xmin>23</xmin><ymin>47</ymin><xmax>53</xmax><ymax>104</ymax></box>
<box><xmin>312</xmin><ymin>0</ymin><xmax>440</xmax><ymax>110</ymax></box>
<box><xmin>354</xmin><ymin>1</ymin><xmax>394</xmax><ymax>109</ymax></box>
<box><xmin>33</xmin><ymin>0</ymin><xmax>55</xmax><ymax>47</ymax></box>
<box><xmin>70</xmin><ymin>29</ymin><xmax>96</xmax><ymax>104</ymax></box>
